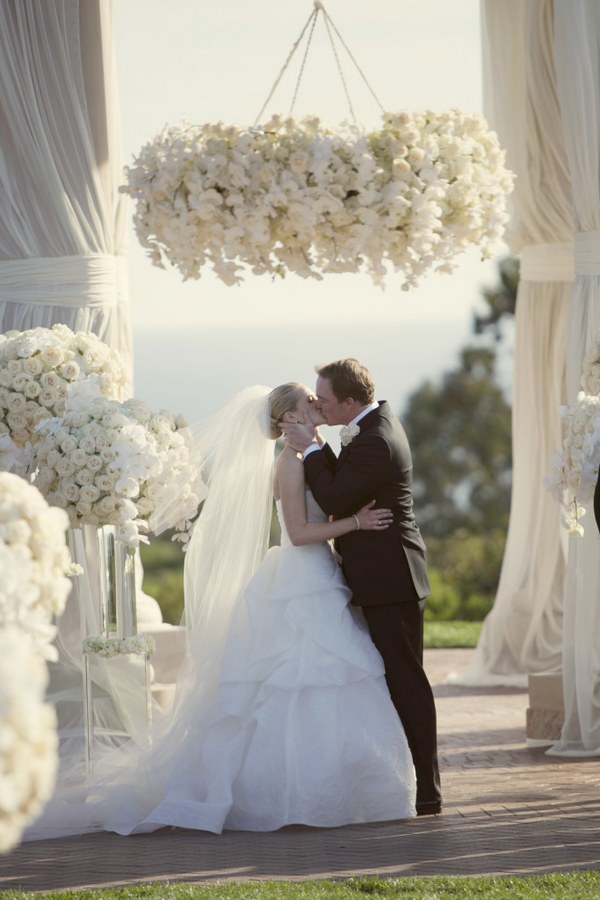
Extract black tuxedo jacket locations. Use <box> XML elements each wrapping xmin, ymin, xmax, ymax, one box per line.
<box><xmin>304</xmin><ymin>401</ymin><xmax>431</xmax><ymax>607</ymax></box>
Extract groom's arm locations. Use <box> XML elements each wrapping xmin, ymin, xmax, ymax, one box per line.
<box><xmin>304</xmin><ymin>434</ymin><xmax>390</xmax><ymax>517</ymax></box>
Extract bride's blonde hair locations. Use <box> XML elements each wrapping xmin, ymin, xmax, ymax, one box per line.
<box><xmin>268</xmin><ymin>382</ymin><xmax>304</xmax><ymax>439</ymax></box>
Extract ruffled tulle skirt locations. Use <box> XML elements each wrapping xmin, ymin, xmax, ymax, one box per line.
<box><xmin>120</xmin><ymin>541</ymin><xmax>416</xmax><ymax>834</ymax></box>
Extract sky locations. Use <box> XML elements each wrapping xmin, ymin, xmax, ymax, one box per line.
<box><xmin>113</xmin><ymin>0</ymin><xmax>505</xmax><ymax>336</ymax></box>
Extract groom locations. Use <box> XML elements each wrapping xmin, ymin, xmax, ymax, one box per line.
<box><xmin>283</xmin><ymin>358</ymin><xmax>442</xmax><ymax>816</ymax></box>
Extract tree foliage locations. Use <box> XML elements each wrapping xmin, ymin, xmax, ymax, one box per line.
<box><xmin>401</xmin><ymin>256</ymin><xmax>518</xmax><ymax>617</ymax></box>
<box><xmin>403</xmin><ymin>345</ymin><xmax>512</xmax><ymax>539</ymax></box>
<box><xmin>473</xmin><ymin>255</ymin><xmax>519</xmax><ymax>340</ymax></box>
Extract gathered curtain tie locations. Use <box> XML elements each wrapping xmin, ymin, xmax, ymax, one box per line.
<box><xmin>0</xmin><ymin>254</ymin><xmax>126</xmax><ymax>307</ymax></box>
<box><xmin>574</xmin><ymin>231</ymin><xmax>600</xmax><ymax>276</ymax></box>
<box><xmin>519</xmin><ymin>242</ymin><xmax>574</xmax><ymax>283</ymax></box>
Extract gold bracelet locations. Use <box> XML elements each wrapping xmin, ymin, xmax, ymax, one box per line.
<box><xmin>352</xmin><ymin>514</ymin><xmax>360</xmax><ymax>531</ymax></box>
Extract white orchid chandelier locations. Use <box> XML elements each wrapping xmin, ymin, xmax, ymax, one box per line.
<box><xmin>121</xmin><ymin>3</ymin><xmax>514</xmax><ymax>290</ymax></box>
<box><xmin>123</xmin><ymin>112</ymin><xmax>513</xmax><ymax>290</ymax></box>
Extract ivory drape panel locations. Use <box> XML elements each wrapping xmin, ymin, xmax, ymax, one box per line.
<box><xmin>0</xmin><ymin>0</ymin><xmax>131</xmax><ymax>365</ymax></box>
<box><xmin>0</xmin><ymin>0</ymin><xmax>144</xmax><ymax>765</ymax></box>
<box><xmin>456</xmin><ymin>0</ymin><xmax>573</xmax><ymax>685</ymax></box>
<box><xmin>547</xmin><ymin>0</ymin><xmax>600</xmax><ymax>756</ymax></box>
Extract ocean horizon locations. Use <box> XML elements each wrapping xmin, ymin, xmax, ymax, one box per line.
<box><xmin>132</xmin><ymin>319</ymin><xmax>473</xmax><ymax>445</ymax></box>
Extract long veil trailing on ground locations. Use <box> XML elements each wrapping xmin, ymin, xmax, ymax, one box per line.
<box><xmin>26</xmin><ymin>385</ymin><xmax>276</xmax><ymax>839</ymax></box>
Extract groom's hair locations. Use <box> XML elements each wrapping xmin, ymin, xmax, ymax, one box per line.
<box><xmin>315</xmin><ymin>358</ymin><xmax>375</xmax><ymax>405</ymax></box>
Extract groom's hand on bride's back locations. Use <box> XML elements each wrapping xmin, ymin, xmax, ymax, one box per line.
<box><xmin>280</xmin><ymin>422</ymin><xmax>321</xmax><ymax>454</ymax></box>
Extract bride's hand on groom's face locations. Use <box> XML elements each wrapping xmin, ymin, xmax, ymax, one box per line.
<box><xmin>280</xmin><ymin>422</ymin><xmax>318</xmax><ymax>453</ymax></box>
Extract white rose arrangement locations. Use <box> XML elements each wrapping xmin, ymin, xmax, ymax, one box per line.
<box><xmin>545</xmin><ymin>392</ymin><xmax>600</xmax><ymax>536</ymax></box>
<box><xmin>0</xmin><ymin>473</ymin><xmax>75</xmax><ymax>851</ymax></box>
<box><xmin>0</xmin><ymin>471</ymin><xmax>76</xmax><ymax>660</ymax></box>
<box><xmin>33</xmin><ymin>383</ymin><xmax>201</xmax><ymax>548</ymax></box>
<box><xmin>0</xmin><ymin>325</ymin><xmax>126</xmax><ymax>475</ymax></box>
<box><xmin>0</xmin><ymin>627</ymin><xmax>59</xmax><ymax>853</ymax></box>
<box><xmin>122</xmin><ymin>110</ymin><xmax>514</xmax><ymax>289</ymax></box>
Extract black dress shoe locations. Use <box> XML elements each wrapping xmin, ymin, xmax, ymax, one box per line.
<box><xmin>416</xmin><ymin>800</ymin><xmax>442</xmax><ymax>816</ymax></box>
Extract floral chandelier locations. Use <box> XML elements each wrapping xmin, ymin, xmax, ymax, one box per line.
<box><xmin>121</xmin><ymin>2</ymin><xmax>514</xmax><ymax>289</ymax></box>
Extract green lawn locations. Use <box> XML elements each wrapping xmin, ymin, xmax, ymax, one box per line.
<box><xmin>424</xmin><ymin>620</ymin><xmax>482</xmax><ymax>648</ymax></box>
<box><xmin>4</xmin><ymin>873</ymin><xmax>600</xmax><ymax>899</ymax></box>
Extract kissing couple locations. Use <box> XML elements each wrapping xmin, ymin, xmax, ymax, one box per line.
<box><xmin>28</xmin><ymin>357</ymin><xmax>441</xmax><ymax>841</ymax></box>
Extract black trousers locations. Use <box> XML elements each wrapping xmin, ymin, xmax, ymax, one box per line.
<box><xmin>362</xmin><ymin>600</ymin><xmax>442</xmax><ymax>807</ymax></box>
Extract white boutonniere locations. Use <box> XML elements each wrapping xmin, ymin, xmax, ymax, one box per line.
<box><xmin>340</xmin><ymin>423</ymin><xmax>360</xmax><ymax>446</ymax></box>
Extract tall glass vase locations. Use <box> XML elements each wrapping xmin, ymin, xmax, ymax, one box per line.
<box><xmin>67</xmin><ymin>525</ymin><xmax>115</xmax><ymax>638</ymax></box>
<box><xmin>74</xmin><ymin>527</ymin><xmax>147</xmax><ymax>771</ymax></box>
<box><xmin>114</xmin><ymin>539</ymin><xmax>137</xmax><ymax>638</ymax></box>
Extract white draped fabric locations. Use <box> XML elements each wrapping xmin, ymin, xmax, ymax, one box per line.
<box><xmin>0</xmin><ymin>0</ymin><xmax>153</xmax><ymax>762</ymax></box>
<box><xmin>0</xmin><ymin>0</ymin><xmax>131</xmax><ymax>366</ymax></box>
<box><xmin>547</xmin><ymin>0</ymin><xmax>600</xmax><ymax>756</ymax></box>
<box><xmin>456</xmin><ymin>0</ymin><xmax>573</xmax><ymax>685</ymax></box>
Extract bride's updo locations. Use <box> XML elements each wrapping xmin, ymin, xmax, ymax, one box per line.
<box><xmin>268</xmin><ymin>383</ymin><xmax>305</xmax><ymax>440</ymax></box>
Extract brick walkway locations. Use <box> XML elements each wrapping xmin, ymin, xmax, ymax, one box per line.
<box><xmin>2</xmin><ymin>649</ymin><xmax>599</xmax><ymax>892</ymax></box>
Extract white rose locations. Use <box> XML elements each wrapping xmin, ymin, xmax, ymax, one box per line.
<box><xmin>40</xmin><ymin>371</ymin><xmax>61</xmax><ymax>390</ymax></box>
<box><xmin>23</xmin><ymin>381</ymin><xmax>41</xmax><ymax>399</ymax></box>
<box><xmin>95</xmin><ymin>496</ymin><xmax>116</xmax><ymax>517</ymax></box>
<box><xmin>6</xmin><ymin>413</ymin><xmax>28</xmax><ymax>433</ymax></box>
<box><xmin>60</xmin><ymin>435</ymin><xmax>78</xmax><ymax>454</ymax></box>
<box><xmin>79</xmin><ymin>484</ymin><xmax>100</xmax><ymax>504</ymax></box>
<box><xmin>22</xmin><ymin>357</ymin><xmax>43</xmax><ymax>377</ymax></box>
<box><xmin>55</xmin><ymin>458</ymin><xmax>76</xmax><ymax>478</ymax></box>
<box><xmin>38</xmin><ymin>388</ymin><xmax>58</xmax><ymax>409</ymax></box>
<box><xmin>86</xmin><ymin>455</ymin><xmax>103</xmax><ymax>473</ymax></box>
<box><xmin>71</xmin><ymin>448</ymin><xmax>88</xmax><ymax>468</ymax></box>
<box><xmin>63</xmin><ymin>483</ymin><xmax>80</xmax><ymax>503</ymax></box>
<box><xmin>58</xmin><ymin>361</ymin><xmax>80</xmax><ymax>381</ymax></box>
<box><xmin>11</xmin><ymin>373</ymin><xmax>30</xmax><ymax>392</ymax></box>
<box><xmin>40</xmin><ymin>346</ymin><xmax>64</xmax><ymax>368</ymax></box>
<box><xmin>95</xmin><ymin>474</ymin><xmax>115</xmax><ymax>491</ymax></box>
<box><xmin>7</xmin><ymin>393</ymin><xmax>27</xmax><ymax>413</ymax></box>
<box><xmin>79</xmin><ymin>436</ymin><xmax>96</xmax><ymax>454</ymax></box>
<box><xmin>7</xmin><ymin>359</ymin><xmax>22</xmax><ymax>375</ymax></box>
<box><xmin>76</xmin><ymin>499</ymin><xmax>93</xmax><ymax>516</ymax></box>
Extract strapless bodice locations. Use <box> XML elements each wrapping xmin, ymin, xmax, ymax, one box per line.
<box><xmin>276</xmin><ymin>490</ymin><xmax>328</xmax><ymax>548</ymax></box>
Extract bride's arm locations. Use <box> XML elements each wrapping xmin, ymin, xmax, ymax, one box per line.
<box><xmin>276</xmin><ymin>450</ymin><xmax>392</xmax><ymax>547</ymax></box>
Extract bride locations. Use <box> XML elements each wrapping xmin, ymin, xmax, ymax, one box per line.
<box><xmin>30</xmin><ymin>383</ymin><xmax>416</xmax><ymax>839</ymax></box>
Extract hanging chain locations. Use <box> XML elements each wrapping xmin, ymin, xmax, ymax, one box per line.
<box><xmin>254</xmin><ymin>0</ymin><xmax>385</xmax><ymax>127</ymax></box>
<box><xmin>253</xmin><ymin>6</ymin><xmax>318</xmax><ymax>126</ymax></box>
<box><xmin>321</xmin><ymin>5</ymin><xmax>385</xmax><ymax>114</ymax></box>
<box><xmin>289</xmin><ymin>8</ymin><xmax>319</xmax><ymax>117</ymax></box>
<box><xmin>321</xmin><ymin>7</ymin><xmax>356</xmax><ymax>122</ymax></box>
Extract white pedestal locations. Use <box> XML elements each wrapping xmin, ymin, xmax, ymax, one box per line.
<box><xmin>526</xmin><ymin>671</ymin><xmax>564</xmax><ymax>746</ymax></box>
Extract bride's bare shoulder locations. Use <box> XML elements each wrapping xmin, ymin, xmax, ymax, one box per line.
<box><xmin>275</xmin><ymin>447</ymin><xmax>304</xmax><ymax>493</ymax></box>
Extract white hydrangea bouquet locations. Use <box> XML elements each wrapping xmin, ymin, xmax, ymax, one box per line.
<box><xmin>122</xmin><ymin>110</ymin><xmax>513</xmax><ymax>289</ymax></box>
<box><xmin>33</xmin><ymin>382</ymin><xmax>201</xmax><ymax>548</ymax></box>
<box><xmin>0</xmin><ymin>627</ymin><xmax>59</xmax><ymax>853</ymax></box>
<box><xmin>0</xmin><ymin>325</ymin><xmax>126</xmax><ymax>476</ymax></box>
<box><xmin>0</xmin><ymin>471</ymin><xmax>76</xmax><ymax>660</ymax></box>
<box><xmin>545</xmin><ymin>391</ymin><xmax>600</xmax><ymax>536</ymax></box>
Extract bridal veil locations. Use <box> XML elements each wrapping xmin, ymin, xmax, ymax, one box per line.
<box><xmin>26</xmin><ymin>385</ymin><xmax>276</xmax><ymax>838</ymax></box>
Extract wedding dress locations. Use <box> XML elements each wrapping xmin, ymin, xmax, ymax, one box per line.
<box><xmin>102</xmin><ymin>491</ymin><xmax>416</xmax><ymax>833</ymax></box>
<box><xmin>26</xmin><ymin>387</ymin><xmax>415</xmax><ymax>839</ymax></box>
